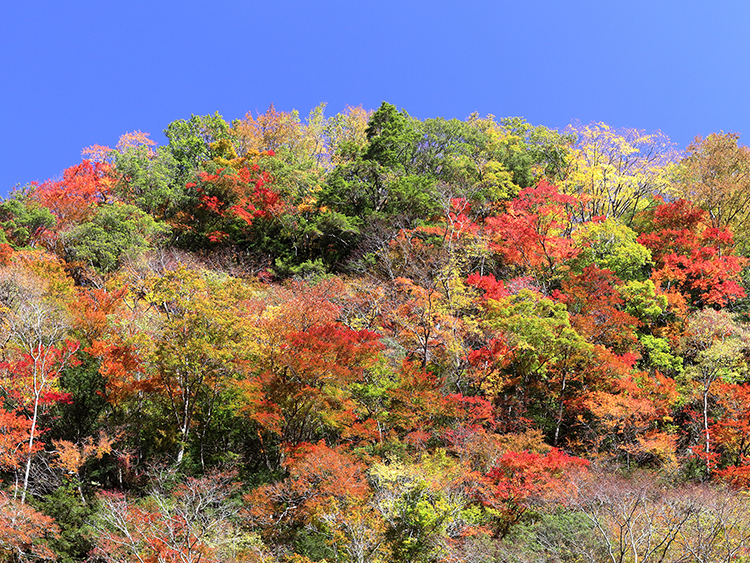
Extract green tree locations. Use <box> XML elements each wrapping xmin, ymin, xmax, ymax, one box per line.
<box><xmin>0</xmin><ymin>187</ymin><xmax>56</xmax><ymax>249</ymax></box>
<box><xmin>571</xmin><ymin>218</ymin><xmax>652</xmax><ymax>281</ymax></box>
<box><xmin>163</xmin><ymin>112</ymin><xmax>231</xmax><ymax>185</ymax></box>
<box><xmin>113</xmin><ymin>144</ymin><xmax>186</xmax><ymax>219</ymax></box>
<box><xmin>482</xmin><ymin>289</ymin><xmax>592</xmax><ymax>443</ymax></box>
<box><xmin>63</xmin><ymin>202</ymin><xmax>170</xmax><ymax>275</ymax></box>
<box><xmin>322</xmin><ymin>102</ymin><xmax>437</xmax><ymax>224</ymax></box>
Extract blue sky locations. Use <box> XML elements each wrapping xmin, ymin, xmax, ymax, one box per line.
<box><xmin>2</xmin><ymin>1</ymin><xmax>750</xmax><ymax>197</ymax></box>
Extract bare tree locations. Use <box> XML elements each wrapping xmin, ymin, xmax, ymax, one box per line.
<box><xmin>567</xmin><ymin>471</ymin><xmax>750</xmax><ymax>563</ymax></box>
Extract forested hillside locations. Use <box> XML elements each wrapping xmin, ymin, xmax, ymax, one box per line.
<box><xmin>3</xmin><ymin>102</ymin><xmax>750</xmax><ymax>562</ymax></box>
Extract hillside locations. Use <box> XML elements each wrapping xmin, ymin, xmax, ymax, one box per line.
<box><xmin>2</xmin><ymin>102</ymin><xmax>750</xmax><ymax>562</ymax></box>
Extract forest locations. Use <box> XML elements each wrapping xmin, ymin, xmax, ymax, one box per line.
<box><xmin>2</xmin><ymin>101</ymin><xmax>750</xmax><ymax>562</ymax></box>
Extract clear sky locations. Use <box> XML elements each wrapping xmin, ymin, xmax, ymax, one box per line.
<box><xmin>2</xmin><ymin>0</ymin><xmax>750</xmax><ymax>197</ymax></box>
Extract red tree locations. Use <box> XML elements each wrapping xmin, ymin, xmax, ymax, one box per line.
<box><xmin>34</xmin><ymin>160</ymin><xmax>111</xmax><ymax>229</ymax></box>
<box><xmin>485</xmin><ymin>180</ymin><xmax>580</xmax><ymax>289</ymax></box>
<box><xmin>637</xmin><ymin>199</ymin><xmax>745</xmax><ymax>307</ymax></box>
<box><xmin>185</xmin><ymin>165</ymin><xmax>281</xmax><ymax>244</ymax></box>
<box><xmin>480</xmin><ymin>448</ymin><xmax>589</xmax><ymax>538</ymax></box>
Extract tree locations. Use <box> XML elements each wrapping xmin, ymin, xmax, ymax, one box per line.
<box><xmin>561</xmin><ymin>121</ymin><xmax>677</xmax><ymax>223</ymax></box>
<box><xmin>637</xmin><ymin>199</ymin><xmax>746</xmax><ymax>307</ymax></box>
<box><xmin>112</xmin><ymin>143</ymin><xmax>186</xmax><ymax>220</ymax></box>
<box><xmin>0</xmin><ymin>491</ymin><xmax>59</xmax><ymax>562</ymax></box>
<box><xmin>321</xmin><ymin>102</ymin><xmax>439</xmax><ymax>228</ymax></box>
<box><xmin>560</xmin><ymin>266</ymin><xmax>640</xmax><ymax>354</ymax></box>
<box><xmin>0</xmin><ymin>252</ymin><xmax>78</xmax><ymax>503</ymax></box>
<box><xmin>673</xmin><ymin>132</ymin><xmax>750</xmax><ymax>252</ymax></box>
<box><xmin>370</xmin><ymin>450</ymin><xmax>482</xmax><ymax>563</ymax></box>
<box><xmin>480</xmin><ymin>288</ymin><xmax>591</xmax><ymax>442</ymax></box>
<box><xmin>137</xmin><ymin>267</ymin><xmax>252</xmax><ymax>466</ymax></box>
<box><xmin>570</xmin><ymin>217</ymin><xmax>652</xmax><ymax>282</ymax></box>
<box><xmin>412</xmin><ymin>115</ymin><xmax>573</xmax><ymax>202</ymax></box>
<box><xmin>163</xmin><ymin>112</ymin><xmax>231</xmax><ymax>185</ymax></box>
<box><xmin>582</xmin><ymin>370</ymin><xmax>679</xmax><ymax>468</ymax></box>
<box><xmin>245</xmin><ymin>441</ymin><xmax>380</xmax><ymax>562</ymax></box>
<box><xmin>180</xmin><ymin>164</ymin><xmax>281</xmax><ymax>249</ymax></box>
<box><xmin>238</xmin><ymin>321</ymin><xmax>383</xmax><ymax>449</ymax></box>
<box><xmin>33</xmin><ymin>160</ymin><xmax>112</xmax><ymax>232</ymax></box>
<box><xmin>673</xmin><ymin>484</ymin><xmax>750</xmax><ymax>562</ymax></box>
<box><xmin>90</xmin><ymin>471</ymin><xmax>247</xmax><ymax>563</ymax></box>
<box><xmin>485</xmin><ymin>180</ymin><xmax>579</xmax><ymax>291</ymax></box>
<box><xmin>0</xmin><ymin>407</ymin><xmax>36</xmax><ymax>476</ymax></box>
<box><xmin>381</xmin><ymin>275</ymin><xmax>469</xmax><ymax>371</ymax></box>
<box><xmin>225</xmin><ymin>105</ymin><xmax>369</xmax><ymax>275</ymax></box>
<box><xmin>679</xmin><ymin>309</ymin><xmax>750</xmax><ymax>474</ymax></box>
<box><xmin>360</xmin><ymin>195</ymin><xmax>484</xmax><ymax>380</ymax></box>
<box><xmin>325</xmin><ymin>105</ymin><xmax>372</xmax><ymax>167</ymax></box>
<box><xmin>568</xmin><ymin>471</ymin><xmax>750</xmax><ymax>563</ymax></box>
<box><xmin>0</xmin><ymin>187</ymin><xmax>55</xmax><ymax>249</ymax></box>
<box><xmin>479</xmin><ymin>447</ymin><xmax>588</xmax><ymax>539</ymax></box>
<box><xmin>711</xmin><ymin>382</ymin><xmax>750</xmax><ymax>481</ymax></box>
<box><xmin>383</xmin><ymin>361</ymin><xmax>455</xmax><ymax>449</ymax></box>
<box><xmin>63</xmin><ymin>202</ymin><xmax>170</xmax><ymax>275</ymax></box>
<box><xmin>232</xmin><ymin>103</ymin><xmax>304</xmax><ymax>156</ymax></box>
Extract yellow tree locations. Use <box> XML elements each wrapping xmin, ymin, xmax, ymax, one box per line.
<box><xmin>324</xmin><ymin>105</ymin><xmax>372</xmax><ymax>167</ymax></box>
<box><xmin>231</xmin><ymin>103</ymin><xmax>304</xmax><ymax>157</ymax></box>
<box><xmin>116</xmin><ymin>266</ymin><xmax>254</xmax><ymax>467</ymax></box>
<box><xmin>561</xmin><ymin>122</ymin><xmax>677</xmax><ymax>223</ymax></box>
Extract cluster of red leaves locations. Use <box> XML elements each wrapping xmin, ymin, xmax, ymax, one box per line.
<box><xmin>0</xmin><ymin>341</ymin><xmax>80</xmax><ymax>407</ymax></box>
<box><xmin>560</xmin><ymin>266</ymin><xmax>641</xmax><ymax>353</ymax></box>
<box><xmin>486</xmin><ymin>180</ymin><xmax>580</xmax><ymax>277</ymax></box>
<box><xmin>88</xmin><ymin>340</ymin><xmax>151</xmax><ymax>406</ymax></box>
<box><xmin>282</xmin><ymin>324</ymin><xmax>384</xmax><ymax>384</ymax></box>
<box><xmin>0</xmin><ymin>491</ymin><xmax>58</xmax><ymax>561</ymax></box>
<box><xmin>709</xmin><ymin>383</ymin><xmax>750</xmax><ymax>485</ymax></box>
<box><xmin>0</xmin><ymin>408</ymin><xmax>35</xmax><ymax>470</ymax></box>
<box><xmin>638</xmin><ymin>199</ymin><xmax>745</xmax><ymax>306</ymax></box>
<box><xmin>91</xmin><ymin>472</ymin><xmax>241</xmax><ymax>563</ymax></box>
<box><xmin>245</xmin><ymin>441</ymin><xmax>369</xmax><ymax>535</ymax></box>
<box><xmin>479</xmin><ymin>448</ymin><xmax>589</xmax><ymax>537</ymax></box>
<box><xmin>33</xmin><ymin>160</ymin><xmax>111</xmax><ymax>229</ymax></box>
<box><xmin>72</xmin><ymin>287</ymin><xmax>127</xmax><ymax>345</ymax></box>
<box><xmin>584</xmin><ymin>371</ymin><xmax>679</xmax><ymax>459</ymax></box>
<box><xmin>189</xmin><ymin>165</ymin><xmax>282</xmax><ymax>242</ymax></box>
<box><xmin>466</xmin><ymin>273</ymin><xmax>509</xmax><ymax>302</ymax></box>
<box><xmin>239</xmin><ymin>322</ymin><xmax>383</xmax><ymax>443</ymax></box>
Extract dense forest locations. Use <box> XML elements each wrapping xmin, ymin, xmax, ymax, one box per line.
<box><xmin>3</xmin><ymin>101</ymin><xmax>750</xmax><ymax>562</ymax></box>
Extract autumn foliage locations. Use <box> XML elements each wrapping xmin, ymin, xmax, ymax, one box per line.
<box><xmin>3</xmin><ymin>103</ymin><xmax>750</xmax><ymax>562</ymax></box>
